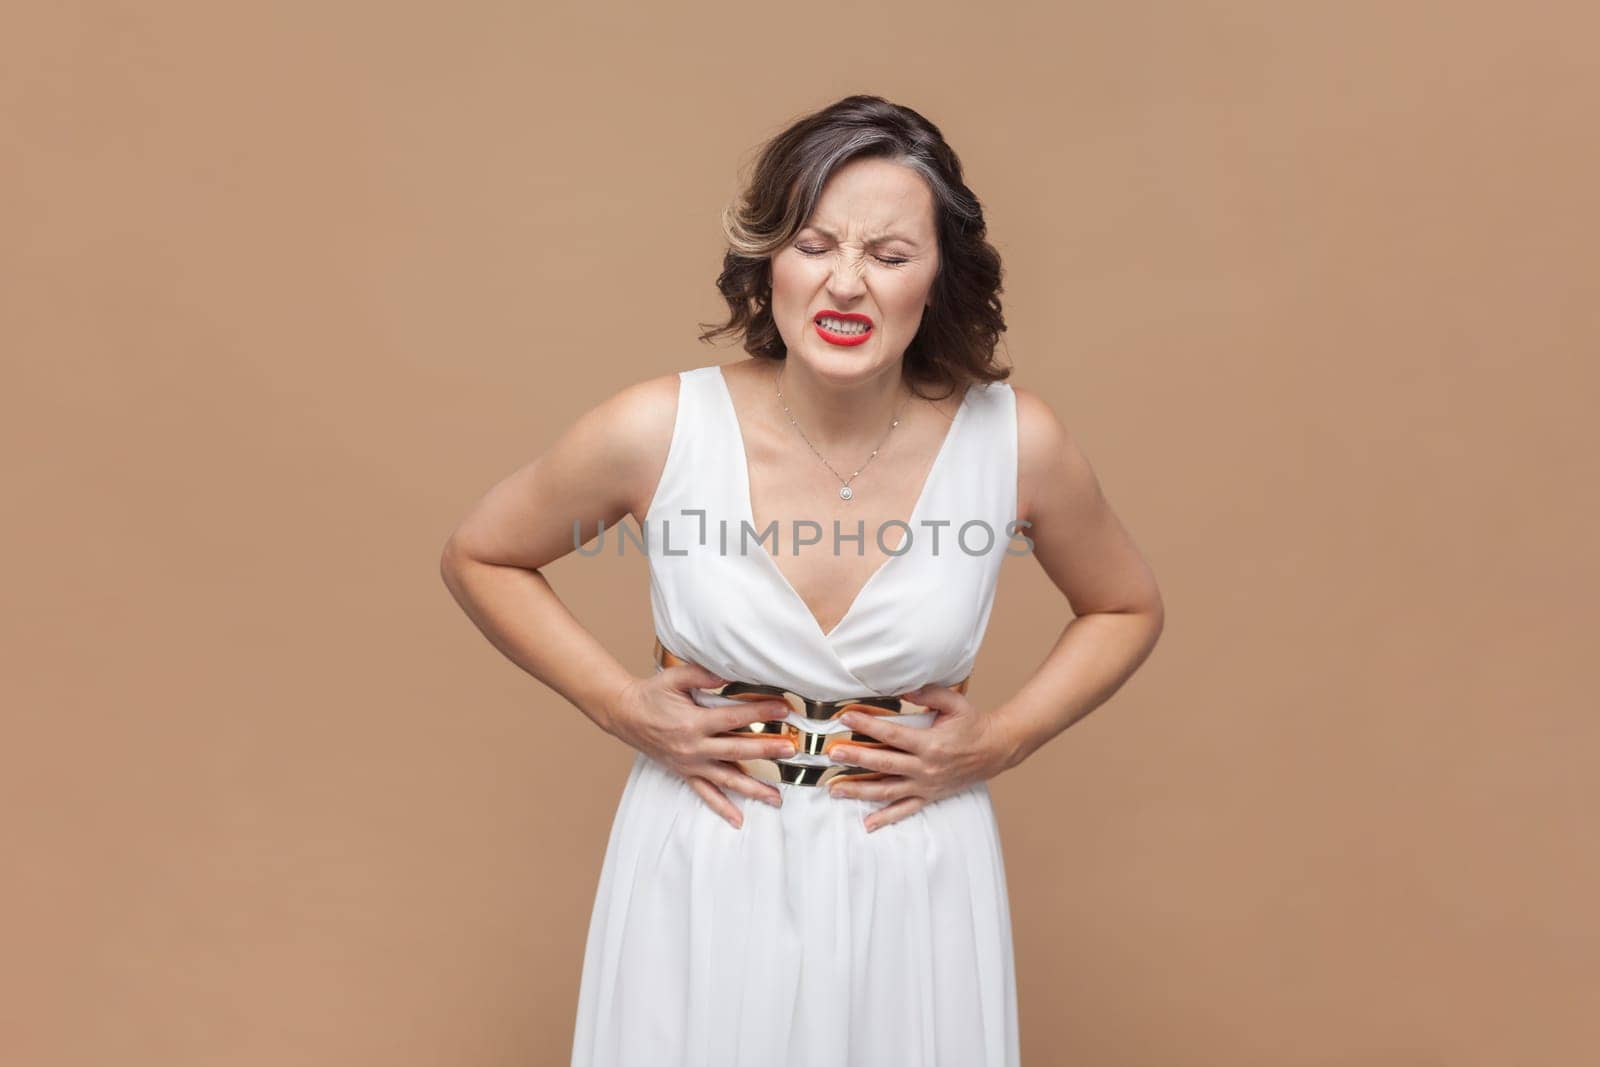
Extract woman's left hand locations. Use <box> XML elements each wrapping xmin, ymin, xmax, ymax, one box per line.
<box><xmin>826</xmin><ymin>684</ymin><xmax>1020</xmax><ymax>832</ymax></box>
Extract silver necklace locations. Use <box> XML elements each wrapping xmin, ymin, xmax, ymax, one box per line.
<box><xmin>775</xmin><ymin>364</ymin><xmax>908</xmax><ymax>501</ymax></box>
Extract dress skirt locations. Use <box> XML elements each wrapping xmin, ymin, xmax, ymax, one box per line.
<box><xmin>569</xmin><ymin>751</ymin><xmax>1021</xmax><ymax>1067</ymax></box>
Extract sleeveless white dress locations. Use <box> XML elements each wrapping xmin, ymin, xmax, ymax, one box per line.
<box><xmin>570</xmin><ymin>363</ymin><xmax>1022</xmax><ymax>1067</ymax></box>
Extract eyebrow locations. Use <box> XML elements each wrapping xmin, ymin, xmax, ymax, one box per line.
<box><xmin>805</xmin><ymin>224</ymin><xmax>920</xmax><ymax>246</ymax></box>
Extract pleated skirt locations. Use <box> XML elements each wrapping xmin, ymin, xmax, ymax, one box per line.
<box><xmin>569</xmin><ymin>751</ymin><xmax>1021</xmax><ymax>1067</ymax></box>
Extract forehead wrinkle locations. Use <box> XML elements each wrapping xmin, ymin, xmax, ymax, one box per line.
<box><xmin>806</xmin><ymin>223</ymin><xmax>921</xmax><ymax>246</ymax></box>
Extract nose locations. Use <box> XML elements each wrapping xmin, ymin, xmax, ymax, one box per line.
<box><xmin>825</xmin><ymin>254</ymin><xmax>868</xmax><ymax>303</ymax></box>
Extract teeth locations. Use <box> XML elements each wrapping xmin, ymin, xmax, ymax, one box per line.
<box><xmin>818</xmin><ymin>317</ymin><xmax>871</xmax><ymax>335</ymax></box>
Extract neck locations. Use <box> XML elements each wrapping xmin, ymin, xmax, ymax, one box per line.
<box><xmin>773</xmin><ymin>359</ymin><xmax>909</xmax><ymax>449</ymax></box>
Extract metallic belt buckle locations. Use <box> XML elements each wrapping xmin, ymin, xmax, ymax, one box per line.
<box><xmin>727</xmin><ymin>718</ymin><xmax>902</xmax><ymax>757</ymax></box>
<box><xmin>653</xmin><ymin>635</ymin><xmax>970</xmax><ymax>786</ymax></box>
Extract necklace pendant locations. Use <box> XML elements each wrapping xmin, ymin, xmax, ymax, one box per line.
<box><xmin>839</xmin><ymin>485</ymin><xmax>854</xmax><ymax>501</ymax></box>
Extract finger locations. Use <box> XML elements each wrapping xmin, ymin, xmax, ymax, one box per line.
<box><xmin>827</xmin><ymin>774</ymin><xmax>915</xmax><ymax>803</ymax></box>
<box><xmin>900</xmin><ymin>685</ymin><xmax>973</xmax><ymax>721</ymax></box>
<box><xmin>713</xmin><ymin>699</ymin><xmax>794</xmax><ymax>732</ymax></box>
<box><xmin>685</xmin><ymin>775</ymin><xmax>743</xmax><ymax>829</ymax></box>
<box><xmin>836</xmin><ymin>711</ymin><xmax>931</xmax><ymax>754</ymax></box>
<box><xmin>701</xmin><ymin>734</ymin><xmax>797</xmax><ymax>762</ymax></box>
<box><xmin>827</xmin><ymin>739</ymin><xmax>920</xmax><ymax>777</ymax></box>
<box><xmin>863</xmin><ymin>795</ymin><xmax>926</xmax><ymax>833</ymax></box>
<box><xmin>664</xmin><ymin>663</ymin><xmax>730</xmax><ymax>692</ymax></box>
<box><xmin>703</xmin><ymin>760</ymin><xmax>783</xmax><ymax>808</ymax></box>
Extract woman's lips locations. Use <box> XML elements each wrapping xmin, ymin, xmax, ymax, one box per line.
<box><xmin>814</xmin><ymin>319</ymin><xmax>874</xmax><ymax>347</ymax></box>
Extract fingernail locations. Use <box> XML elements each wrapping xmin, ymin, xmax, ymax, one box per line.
<box><xmin>764</xmin><ymin>793</ymin><xmax>782</xmax><ymax>808</ymax></box>
<box><xmin>839</xmin><ymin>712</ymin><xmax>859</xmax><ymax>726</ymax></box>
<box><xmin>832</xmin><ymin>746</ymin><xmax>853</xmax><ymax>761</ymax></box>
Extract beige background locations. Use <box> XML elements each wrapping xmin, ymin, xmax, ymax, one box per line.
<box><xmin>5</xmin><ymin>2</ymin><xmax>1596</xmax><ymax>1064</ymax></box>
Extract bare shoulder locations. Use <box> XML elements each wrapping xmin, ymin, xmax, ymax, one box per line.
<box><xmin>1011</xmin><ymin>383</ymin><xmax>1103</xmax><ymax>525</ymax></box>
<box><xmin>598</xmin><ymin>369</ymin><xmax>681</xmax><ymax>442</ymax></box>
<box><xmin>440</xmin><ymin>369</ymin><xmax>685</xmax><ymax>571</ymax></box>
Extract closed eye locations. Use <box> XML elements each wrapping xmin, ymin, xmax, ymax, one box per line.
<box><xmin>796</xmin><ymin>245</ymin><xmax>909</xmax><ymax>266</ymax></box>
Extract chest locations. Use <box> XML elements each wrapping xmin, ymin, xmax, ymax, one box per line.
<box><xmin>639</xmin><ymin>366</ymin><xmax>1015</xmax><ymax>697</ymax></box>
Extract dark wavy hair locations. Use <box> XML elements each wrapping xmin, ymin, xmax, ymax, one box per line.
<box><xmin>697</xmin><ymin>94</ymin><xmax>1010</xmax><ymax>400</ymax></box>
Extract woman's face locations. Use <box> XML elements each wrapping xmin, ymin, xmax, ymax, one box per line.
<box><xmin>769</xmin><ymin>156</ymin><xmax>940</xmax><ymax>385</ymax></box>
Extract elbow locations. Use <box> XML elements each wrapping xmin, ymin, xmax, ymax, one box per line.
<box><xmin>438</xmin><ymin>531</ymin><xmax>472</xmax><ymax>589</ymax></box>
<box><xmin>1139</xmin><ymin>591</ymin><xmax>1167</xmax><ymax>649</ymax></box>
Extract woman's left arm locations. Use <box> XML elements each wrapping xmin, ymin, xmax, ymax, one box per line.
<box><xmin>978</xmin><ymin>383</ymin><xmax>1166</xmax><ymax>766</ymax></box>
<box><xmin>827</xmin><ymin>385</ymin><xmax>1165</xmax><ymax>829</ymax></box>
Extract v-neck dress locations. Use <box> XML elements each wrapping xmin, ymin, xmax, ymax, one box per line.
<box><xmin>569</xmin><ymin>363</ymin><xmax>1022</xmax><ymax>1067</ymax></box>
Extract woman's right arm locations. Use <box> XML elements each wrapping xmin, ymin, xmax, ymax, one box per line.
<box><xmin>437</xmin><ymin>374</ymin><xmax>673</xmax><ymax>730</ymax></box>
<box><xmin>436</xmin><ymin>373</ymin><xmax>797</xmax><ymax>827</ymax></box>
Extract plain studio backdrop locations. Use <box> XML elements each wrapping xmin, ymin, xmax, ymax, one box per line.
<box><xmin>4</xmin><ymin>3</ymin><xmax>1595</xmax><ymax>1065</ymax></box>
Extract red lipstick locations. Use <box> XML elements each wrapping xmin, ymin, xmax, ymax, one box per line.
<box><xmin>813</xmin><ymin>309</ymin><xmax>875</xmax><ymax>347</ymax></box>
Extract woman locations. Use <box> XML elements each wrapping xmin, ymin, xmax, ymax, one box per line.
<box><xmin>440</xmin><ymin>95</ymin><xmax>1163</xmax><ymax>1067</ymax></box>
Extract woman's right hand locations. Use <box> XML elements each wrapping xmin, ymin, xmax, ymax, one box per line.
<box><xmin>603</xmin><ymin>662</ymin><xmax>798</xmax><ymax>828</ymax></box>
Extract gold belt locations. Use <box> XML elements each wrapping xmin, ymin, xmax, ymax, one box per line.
<box><xmin>652</xmin><ymin>636</ymin><xmax>970</xmax><ymax>788</ymax></box>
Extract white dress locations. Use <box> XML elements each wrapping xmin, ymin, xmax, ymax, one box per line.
<box><xmin>570</xmin><ymin>363</ymin><xmax>1022</xmax><ymax>1067</ymax></box>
